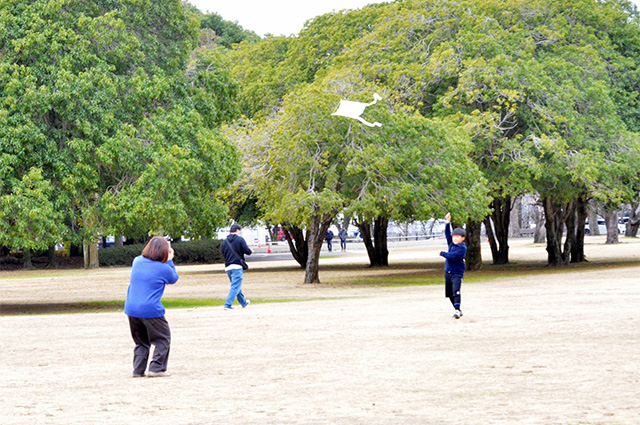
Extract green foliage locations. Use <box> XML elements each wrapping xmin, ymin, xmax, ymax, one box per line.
<box><xmin>334</xmin><ymin>0</ymin><xmax>640</xmax><ymax>209</ymax></box>
<box><xmin>227</xmin><ymin>36</ymin><xmax>295</xmax><ymax>119</ymax></box>
<box><xmin>225</xmin><ymin>3</ymin><xmax>386</xmax><ymax>120</ymax></box>
<box><xmin>0</xmin><ymin>1</ymin><xmax>239</xmax><ymax>256</ymax></box>
<box><xmin>98</xmin><ymin>238</ymin><xmax>223</xmax><ymax>267</ymax></box>
<box><xmin>0</xmin><ymin>168</ymin><xmax>66</xmax><ymax>251</ymax></box>
<box><xmin>198</xmin><ymin>12</ymin><xmax>260</xmax><ymax>49</ymax></box>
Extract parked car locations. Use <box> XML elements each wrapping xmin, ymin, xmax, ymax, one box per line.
<box><xmin>585</xmin><ymin>218</ymin><xmax>606</xmax><ymax>235</ymax></box>
<box><xmin>585</xmin><ymin>217</ymin><xmax>623</xmax><ymax>234</ymax></box>
<box><xmin>618</xmin><ymin>217</ymin><xmax>628</xmax><ymax>235</ymax></box>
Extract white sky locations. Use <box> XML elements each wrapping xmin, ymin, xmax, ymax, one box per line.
<box><xmin>187</xmin><ymin>0</ymin><xmax>388</xmax><ymax>36</ymax></box>
<box><xmin>187</xmin><ymin>0</ymin><xmax>640</xmax><ymax>37</ymax></box>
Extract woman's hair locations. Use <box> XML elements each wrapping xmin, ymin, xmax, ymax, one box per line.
<box><xmin>141</xmin><ymin>237</ymin><xmax>170</xmax><ymax>263</ymax></box>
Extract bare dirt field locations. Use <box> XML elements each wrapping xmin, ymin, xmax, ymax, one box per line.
<box><xmin>1</xmin><ymin>237</ymin><xmax>639</xmax><ymax>424</ymax></box>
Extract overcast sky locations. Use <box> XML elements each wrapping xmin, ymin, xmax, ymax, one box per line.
<box><xmin>187</xmin><ymin>0</ymin><xmax>388</xmax><ymax>36</ymax></box>
<box><xmin>187</xmin><ymin>0</ymin><xmax>640</xmax><ymax>37</ymax></box>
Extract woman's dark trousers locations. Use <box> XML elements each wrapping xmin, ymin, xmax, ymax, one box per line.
<box><xmin>128</xmin><ymin>316</ymin><xmax>171</xmax><ymax>375</ymax></box>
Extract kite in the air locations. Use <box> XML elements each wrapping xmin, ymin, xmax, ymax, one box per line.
<box><xmin>331</xmin><ymin>93</ymin><xmax>383</xmax><ymax>127</ymax></box>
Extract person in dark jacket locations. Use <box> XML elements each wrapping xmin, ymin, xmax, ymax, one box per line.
<box><xmin>325</xmin><ymin>229</ymin><xmax>334</xmax><ymax>252</ymax></box>
<box><xmin>439</xmin><ymin>212</ymin><xmax>467</xmax><ymax>319</ymax></box>
<box><xmin>125</xmin><ymin>237</ymin><xmax>179</xmax><ymax>377</ymax></box>
<box><xmin>221</xmin><ymin>223</ymin><xmax>252</xmax><ymax>310</ymax></box>
<box><xmin>339</xmin><ymin>227</ymin><xmax>348</xmax><ymax>252</ymax></box>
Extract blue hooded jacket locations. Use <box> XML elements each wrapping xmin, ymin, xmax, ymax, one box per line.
<box><xmin>440</xmin><ymin>223</ymin><xmax>467</xmax><ymax>276</ymax></box>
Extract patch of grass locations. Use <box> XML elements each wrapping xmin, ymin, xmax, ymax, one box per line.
<box><xmin>162</xmin><ymin>298</ymin><xmax>224</xmax><ymax>309</ymax></box>
<box><xmin>162</xmin><ymin>297</ymin><xmax>347</xmax><ymax>309</ymax></box>
<box><xmin>0</xmin><ymin>297</ymin><xmax>345</xmax><ymax>316</ymax></box>
<box><xmin>0</xmin><ymin>301</ymin><xmax>125</xmax><ymax>316</ymax></box>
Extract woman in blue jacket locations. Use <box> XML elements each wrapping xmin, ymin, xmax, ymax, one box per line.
<box><xmin>124</xmin><ymin>237</ymin><xmax>179</xmax><ymax>377</ymax></box>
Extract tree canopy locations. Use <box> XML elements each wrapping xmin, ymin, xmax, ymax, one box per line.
<box><xmin>225</xmin><ymin>0</ymin><xmax>640</xmax><ymax>275</ymax></box>
<box><xmin>0</xmin><ymin>0</ymin><xmax>238</xmax><ymax>267</ymax></box>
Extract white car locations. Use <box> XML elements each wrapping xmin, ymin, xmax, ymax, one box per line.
<box><xmin>618</xmin><ymin>217</ymin><xmax>628</xmax><ymax>235</ymax></box>
<box><xmin>585</xmin><ymin>218</ymin><xmax>606</xmax><ymax>235</ymax></box>
<box><xmin>585</xmin><ymin>217</ymin><xmax>624</xmax><ymax>234</ymax></box>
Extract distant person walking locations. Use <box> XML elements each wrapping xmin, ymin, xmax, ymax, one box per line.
<box><xmin>221</xmin><ymin>223</ymin><xmax>252</xmax><ymax>310</ymax></box>
<box><xmin>124</xmin><ymin>237</ymin><xmax>179</xmax><ymax>378</ymax></box>
<box><xmin>325</xmin><ymin>229</ymin><xmax>334</xmax><ymax>252</ymax></box>
<box><xmin>439</xmin><ymin>213</ymin><xmax>467</xmax><ymax>319</ymax></box>
<box><xmin>339</xmin><ymin>227</ymin><xmax>348</xmax><ymax>252</ymax></box>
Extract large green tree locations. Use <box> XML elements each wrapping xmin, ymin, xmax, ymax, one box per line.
<box><xmin>0</xmin><ymin>0</ymin><xmax>238</xmax><ymax>267</ymax></box>
<box><xmin>231</xmin><ymin>69</ymin><xmax>488</xmax><ymax>281</ymax></box>
<box><xmin>335</xmin><ymin>0</ymin><xmax>640</xmax><ymax>267</ymax></box>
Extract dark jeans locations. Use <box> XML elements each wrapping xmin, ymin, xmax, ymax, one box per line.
<box><xmin>326</xmin><ymin>240</ymin><xmax>332</xmax><ymax>251</ymax></box>
<box><xmin>128</xmin><ymin>316</ymin><xmax>171</xmax><ymax>375</ymax></box>
<box><xmin>340</xmin><ymin>239</ymin><xmax>347</xmax><ymax>250</ymax></box>
<box><xmin>445</xmin><ymin>272</ymin><xmax>462</xmax><ymax>310</ymax></box>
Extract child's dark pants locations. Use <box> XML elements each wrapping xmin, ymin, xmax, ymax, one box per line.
<box><xmin>445</xmin><ymin>272</ymin><xmax>462</xmax><ymax>310</ymax></box>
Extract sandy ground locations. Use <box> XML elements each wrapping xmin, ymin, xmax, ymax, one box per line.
<box><xmin>1</xmin><ymin>237</ymin><xmax>639</xmax><ymax>424</ymax></box>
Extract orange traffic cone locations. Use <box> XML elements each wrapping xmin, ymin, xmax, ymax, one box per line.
<box><xmin>268</xmin><ymin>243</ymin><xmax>272</xmax><ymax>254</ymax></box>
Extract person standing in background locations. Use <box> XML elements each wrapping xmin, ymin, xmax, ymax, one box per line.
<box><xmin>325</xmin><ymin>229</ymin><xmax>334</xmax><ymax>252</ymax></box>
<box><xmin>221</xmin><ymin>223</ymin><xmax>252</xmax><ymax>310</ymax></box>
<box><xmin>339</xmin><ymin>227</ymin><xmax>348</xmax><ymax>252</ymax></box>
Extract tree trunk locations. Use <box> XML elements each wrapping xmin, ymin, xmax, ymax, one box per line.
<box><xmin>571</xmin><ymin>196</ymin><xmax>587</xmax><ymax>263</ymax></box>
<box><xmin>465</xmin><ymin>219</ymin><xmax>483</xmax><ymax>271</ymax></box>
<box><xmin>533</xmin><ymin>206</ymin><xmax>547</xmax><ymax>243</ymax></box>
<box><xmin>604</xmin><ymin>210</ymin><xmax>619</xmax><ymax>244</ymax></box>
<box><xmin>282</xmin><ymin>223</ymin><xmax>308</xmax><ymax>268</ymax></box>
<box><xmin>543</xmin><ymin>197</ymin><xmax>574</xmax><ymax>266</ymax></box>
<box><xmin>47</xmin><ymin>244</ymin><xmax>58</xmax><ymax>268</ymax></box>
<box><xmin>23</xmin><ymin>248</ymin><xmax>33</xmax><ymax>269</ymax></box>
<box><xmin>587</xmin><ymin>199</ymin><xmax>600</xmax><ymax>235</ymax></box>
<box><xmin>533</xmin><ymin>224</ymin><xmax>546</xmax><ymax>243</ymax></box>
<box><xmin>627</xmin><ymin>202</ymin><xmax>640</xmax><ymax>237</ymax></box>
<box><xmin>485</xmin><ymin>196</ymin><xmax>511</xmax><ymax>265</ymax></box>
<box><xmin>372</xmin><ymin>216</ymin><xmax>389</xmax><ymax>267</ymax></box>
<box><xmin>563</xmin><ymin>200</ymin><xmax>577</xmax><ymax>263</ymax></box>
<box><xmin>357</xmin><ymin>219</ymin><xmax>374</xmax><ymax>263</ymax></box>
<box><xmin>355</xmin><ymin>216</ymin><xmax>389</xmax><ymax>267</ymax></box>
<box><xmin>114</xmin><ymin>234</ymin><xmax>124</xmax><ymax>249</ymax></box>
<box><xmin>83</xmin><ymin>242</ymin><xmax>99</xmax><ymax>269</ymax></box>
<box><xmin>303</xmin><ymin>214</ymin><xmax>333</xmax><ymax>284</ymax></box>
<box><xmin>509</xmin><ymin>196</ymin><xmax>522</xmax><ymax>238</ymax></box>
<box><xmin>532</xmin><ymin>202</ymin><xmax>546</xmax><ymax>243</ymax></box>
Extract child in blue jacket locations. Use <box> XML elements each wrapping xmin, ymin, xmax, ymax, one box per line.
<box><xmin>439</xmin><ymin>213</ymin><xmax>467</xmax><ymax>319</ymax></box>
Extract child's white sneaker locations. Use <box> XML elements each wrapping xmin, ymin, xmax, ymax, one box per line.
<box><xmin>453</xmin><ymin>310</ymin><xmax>463</xmax><ymax>319</ymax></box>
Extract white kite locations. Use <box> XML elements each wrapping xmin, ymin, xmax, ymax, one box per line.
<box><xmin>331</xmin><ymin>93</ymin><xmax>383</xmax><ymax>127</ymax></box>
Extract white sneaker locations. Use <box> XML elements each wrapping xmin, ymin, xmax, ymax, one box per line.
<box><xmin>224</xmin><ymin>306</ymin><xmax>236</xmax><ymax>310</ymax></box>
<box><xmin>453</xmin><ymin>310</ymin><xmax>463</xmax><ymax>319</ymax></box>
<box><xmin>147</xmin><ymin>371</ymin><xmax>171</xmax><ymax>377</ymax></box>
<box><xmin>243</xmin><ymin>300</ymin><xmax>250</xmax><ymax>308</ymax></box>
